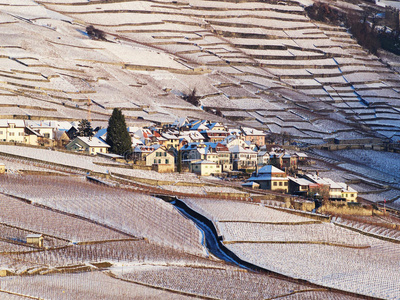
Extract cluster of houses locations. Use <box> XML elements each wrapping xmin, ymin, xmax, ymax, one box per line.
<box><xmin>246</xmin><ymin>166</ymin><xmax>358</xmax><ymax>202</ymax></box>
<box><xmin>0</xmin><ymin>118</ymin><xmax>357</xmax><ymax>202</ymax></box>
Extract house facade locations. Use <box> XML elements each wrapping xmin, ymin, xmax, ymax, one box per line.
<box><xmin>66</xmin><ymin>137</ymin><xmax>110</xmax><ymax>155</ymax></box>
<box><xmin>190</xmin><ymin>160</ymin><xmax>221</xmax><ymax>176</ymax></box>
<box><xmin>0</xmin><ymin>120</ymin><xmax>26</xmax><ymax>143</ymax></box>
<box><xmin>247</xmin><ymin>165</ymin><xmax>289</xmax><ymax>192</ymax></box>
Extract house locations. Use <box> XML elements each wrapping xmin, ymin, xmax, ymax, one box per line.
<box><xmin>241</xmin><ymin>127</ymin><xmax>266</xmax><ymax>146</ymax></box>
<box><xmin>178</xmin><ymin>130</ymin><xmax>205</xmax><ymax>143</ymax></box>
<box><xmin>161</xmin><ymin>132</ymin><xmax>180</xmax><ymax>149</ymax></box>
<box><xmin>66</xmin><ymin>136</ymin><xmax>110</xmax><ymax>155</ymax></box>
<box><xmin>207</xmin><ymin>122</ymin><xmax>226</xmax><ymax>131</ymax></box>
<box><xmin>247</xmin><ymin>165</ymin><xmax>288</xmax><ymax>192</ymax></box>
<box><xmin>0</xmin><ymin>120</ymin><xmax>25</xmax><ymax>143</ymax></box>
<box><xmin>338</xmin><ymin>182</ymin><xmax>358</xmax><ymax>202</ymax></box>
<box><xmin>257</xmin><ymin>150</ymin><xmax>270</xmax><ymax>166</ymax></box>
<box><xmin>281</xmin><ymin>152</ymin><xmax>298</xmax><ymax>172</ymax></box>
<box><xmin>26</xmin><ymin>234</ymin><xmax>44</xmax><ymax>248</ymax></box>
<box><xmin>54</xmin><ymin>130</ymin><xmax>70</xmax><ymax>148</ymax></box>
<box><xmin>229</xmin><ymin>145</ymin><xmax>257</xmax><ymax>171</ymax></box>
<box><xmin>145</xmin><ymin>146</ymin><xmax>174</xmax><ymax>169</ymax></box>
<box><xmin>215</xmin><ymin>143</ymin><xmax>233</xmax><ymax>172</ymax></box>
<box><xmin>201</xmin><ymin>130</ymin><xmax>229</xmax><ymax>143</ymax></box>
<box><xmin>224</xmin><ymin>135</ymin><xmax>251</xmax><ymax>149</ymax></box>
<box><xmin>24</xmin><ymin>127</ymin><xmax>41</xmax><ymax>146</ymax></box>
<box><xmin>190</xmin><ymin>160</ymin><xmax>221</xmax><ymax>176</ymax></box>
<box><xmin>304</xmin><ymin>174</ymin><xmax>340</xmax><ymax>201</ymax></box>
<box><xmin>27</xmin><ymin>121</ymin><xmax>57</xmax><ymax>140</ymax></box>
<box><xmin>288</xmin><ymin>176</ymin><xmax>314</xmax><ymax>196</ymax></box>
<box><xmin>295</xmin><ymin>152</ymin><xmax>308</xmax><ymax>165</ymax></box>
<box><xmin>66</xmin><ymin>125</ymin><xmax>79</xmax><ymax>140</ymax></box>
<box><xmin>190</xmin><ymin>120</ymin><xmax>209</xmax><ymax>131</ymax></box>
<box><xmin>132</xmin><ymin>145</ymin><xmax>174</xmax><ymax>169</ymax></box>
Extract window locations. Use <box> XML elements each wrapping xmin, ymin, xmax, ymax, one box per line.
<box><xmin>284</xmin><ymin>182</ymin><xmax>288</xmax><ymax>186</ymax></box>
<box><xmin>154</xmin><ymin>159</ymin><xmax>157</xmax><ymax>164</ymax></box>
<box><xmin>9</xmin><ymin>132</ymin><xmax>14</xmax><ymax>136</ymax></box>
<box><xmin>158</xmin><ymin>159</ymin><xmax>161</xmax><ymax>163</ymax></box>
<box><xmin>44</xmin><ymin>133</ymin><xmax>50</xmax><ymax>138</ymax></box>
<box><xmin>273</xmin><ymin>182</ymin><xmax>277</xmax><ymax>186</ymax></box>
<box><xmin>0</xmin><ymin>131</ymin><xmax>3</xmax><ymax>135</ymax></box>
<box><xmin>279</xmin><ymin>182</ymin><xmax>282</xmax><ymax>186</ymax></box>
<box><xmin>165</xmin><ymin>159</ymin><xmax>169</xmax><ymax>164</ymax></box>
<box><xmin>351</xmin><ymin>194</ymin><xmax>354</xmax><ymax>197</ymax></box>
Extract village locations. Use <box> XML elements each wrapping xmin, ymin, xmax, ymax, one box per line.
<box><xmin>0</xmin><ymin>117</ymin><xmax>358</xmax><ymax>206</ymax></box>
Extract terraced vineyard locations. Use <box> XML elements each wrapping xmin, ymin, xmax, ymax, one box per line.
<box><xmin>182</xmin><ymin>197</ymin><xmax>400</xmax><ymax>299</ymax></box>
<box><xmin>0</xmin><ymin>0</ymin><xmax>399</xmax><ymax>141</ymax></box>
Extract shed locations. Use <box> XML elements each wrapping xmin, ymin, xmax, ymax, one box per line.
<box><xmin>0</xmin><ymin>163</ymin><xmax>5</xmax><ymax>174</ymax></box>
<box><xmin>26</xmin><ymin>234</ymin><xmax>44</xmax><ymax>247</ymax></box>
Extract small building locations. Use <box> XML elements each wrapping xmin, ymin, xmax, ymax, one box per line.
<box><xmin>0</xmin><ymin>163</ymin><xmax>5</xmax><ymax>174</ymax></box>
<box><xmin>338</xmin><ymin>183</ymin><xmax>358</xmax><ymax>202</ymax></box>
<box><xmin>288</xmin><ymin>176</ymin><xmax>314</xmax><ymax>196</ymax></box>
<box><xmin>26</xmin><ymin>234</ymin><xmax>44</xmax><ymax>248</ymax></box>
<box><xmin>190</xmin><ymin>160</ymin><xmax>221</xmax><ymax>176</ymax></box>
<box><xmin>0</xmin><ymin>269</ymin><xmax>14</xmax><ymax>277</ymax></box>
<box><xmin>66</xmin><ymin>136</ymin><xmax>110</xmax><ymax>155</ymax></box>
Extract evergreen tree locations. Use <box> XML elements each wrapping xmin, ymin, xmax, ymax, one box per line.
<box><xmin>77</xmin><ymin>119</ymin><xmax>93</xmax><ymax>137</ymax></box>
<box><xmin>106</xmin><ymin>108</ymin><xmax>132</xmax><ymax>155</ymax></box>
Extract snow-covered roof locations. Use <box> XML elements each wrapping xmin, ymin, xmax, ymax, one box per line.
<box><xmin>241</xmin><ymin>126</ymin><xmax>265</xmax><ymax>136</ymax></box>
<box><xmin>242</xmin><ymin>181</ymin><xmax>260</xmax><ymax>188</ymax></box>
<box><xmin>229</xmin><ymin>145</ymin><xmax>256</xmax><ymax>153</ymax></box>
<box><xmin>76</xmin><ymin>137</ymin><xmax>110</xmax><ymax>148</ymax></box>
<box><xmin>0</xmin><ymin>119</ymin><xmax>25</xmax><ymax>128</ymax></box>
<box><xmin>258</xmin><ymin>165</ymin><xmax>285</xmax><ymax>174</ymax></box>
<box><xmin>133</xmin><ymin>144</ymin><xmax>161</xmax><ymax>153</ymax></box>
<box><xmin>337</xmin><ymin>182</ymin><xmax>357</xmax><ymax>193</ymax></box>
<box><xmin>296</xmin><ymin>152</ymin><xmax>308</xmax><ymax>158</ymax></box>
<box><xmin>162</xmin><ymin>132</ymin><xmax>178</xmax><ymax>140</ymax></box>
<box><xmin>26</xmin><ymin>234</ymin><xmax>43</xmax><ymax>238</ymax></box>
<box><xmin>288</xmin><ymin>176</ymin><xmax>313</xmax><ymax>186</ymax></box>
<box><xmin>323</xmin><ymin>178</ymin><xmax>343</xmax><ymax>189</ymax></box>
<box><xmin>248</xmin><ymin>174</ymin><xmax>287</xmax><ymax>181</ymax></box>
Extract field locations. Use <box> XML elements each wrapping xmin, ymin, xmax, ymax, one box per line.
<box><xmin>181</xmin><ymin>197</ymin><xmax>400</xmax><ymax>299</ymax></box>
<box><xmin>0</xmin><ymin>0</ymin><xmax>399</xmax><ymax>141</ymax></box>
<box><xmin>0</xmin><ymin>151</ymin><xmax>389</xmax><ymax>299</ymax></box>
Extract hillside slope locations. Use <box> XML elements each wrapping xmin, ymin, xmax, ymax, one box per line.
<box><xmin>1</xmin><ymin>0</ymin><xmax>400</xmax><ymax>143</ymax></box>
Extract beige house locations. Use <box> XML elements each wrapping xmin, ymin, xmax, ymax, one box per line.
<box><xmin>26</xmin><ymin>234</ymin><xmax>44</xmax><ymax>248</ymax></box>
<box><xmin>339</xmin><ymin>183</ymin><xmax>358</xmax><ymax>202</ymax></box>
<box><xmin>66</xmin><ymin>136</ymin><xmax>110</xmax><ymax>155</ymax></box>
<box><xmin>24</xmin><ymin>127</ymin><xmax>41</xmax><ymax>146</ymax></box>
<box><xmin>190</xmin><ymin>160</ymin><xmax>221</xmax><ymax>176</ymax></box>
<box><xmin>247</xmin><ymin>165</ymin><xmax>288</xmax><ymax>193</ymax></box>
<box><xmin>0</xmin><ymin>120</ymin><xmax>26</xmax><ymax>143</ymax></box>
<box><xmin>145</xmin><ymin>147</ymin><xmax>174</xmax><ymax>168</ymax></box>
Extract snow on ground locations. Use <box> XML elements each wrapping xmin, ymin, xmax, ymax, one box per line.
<box><xmin>227</xmin><ymin>241</ymin><xmax>400</xmax><ymax>300</ymax></box>
<box><xmin>0</xmin><ymin>271</ymin><xmax>187</xmax><ymax>300</ymax></box>
<box><xmin>183</xmin><ymin>198</ymin><xmax>313</xmax><ymax>223</ymax></box>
